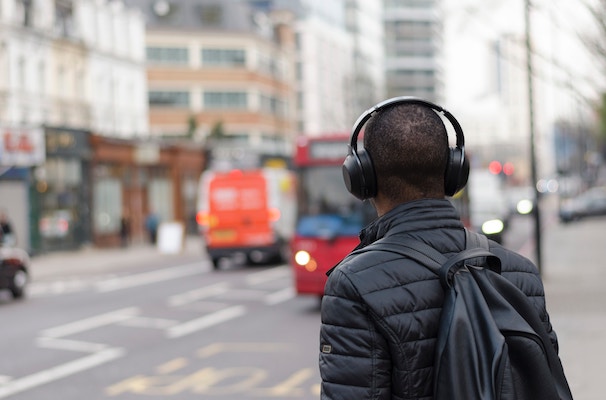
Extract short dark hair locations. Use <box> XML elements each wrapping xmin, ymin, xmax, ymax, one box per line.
<box><xmin>364</xmin><ymin>103</ymin><xmax>449</xmax><ymax>200</ymax></box>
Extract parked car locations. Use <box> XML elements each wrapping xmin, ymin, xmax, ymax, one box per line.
<box><xmin>0</xmin><ymin>239</ymin><xmax>29</xmax><ymax>299</ymax></box>
<box><xmin>559</xmin><ymin>186</ymin><xmax>606</xmax><ymax>223</ymax></box>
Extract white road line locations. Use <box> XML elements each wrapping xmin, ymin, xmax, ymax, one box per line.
<box><xmin>264</xmin><ymin>287</ymin><xmax>296</xmax><ymax>305</ymax></box>
<box><xmin>0</xmin><ymin>348</ymin><xmax>124</xmax><ymax>399</ymax></box>
<box><xmin>166</xmin><ymin>306</ymin><xmax>246</xmax><ymax>339</ymax></box>
<box><xmin>246</xmin><ymin>266</ymin><xmax>290</xmax><ymax>286</ymax></box>
<box><xmin>215</xmin><ymin>288</ymin><xmax>267</xmax><ymax>301</ymax></box>
<box><xmin>0</xmin><ymin>376</ymin><xmax>11</xmax><ymax>385</ymax></box>
<box><xmin>40</xmin><ymin>307</ymin><xmax>139</xmax><ymax>338</ymax></box>
<box><xmin>117</xmin><ymin>316</ymin><xmax>178</xmax><ymax>329</ymax></box>
<box><xmin>95</xmin><ymin>263</ymin><xmax>202</xmax><ymax>292</ymax></box>
<box><xmin>168</xmin><ymin>282</ymin><xmax>230</xmax><ymax>307</ymax></box>
<box><xmin>36</xmin><ymin>337</ymin><xmax>109</xmax><ymax>353</ymax></box>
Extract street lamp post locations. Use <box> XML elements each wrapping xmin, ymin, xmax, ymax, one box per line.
<box><xmin>525</xmin><ymin>0</ymin><xmax>542</xmax><ymax>273</ymax></box>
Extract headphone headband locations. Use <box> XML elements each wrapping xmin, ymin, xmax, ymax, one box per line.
<box><xmin>349</xmin><ymin>96</ymin><xmax>465</xmax><ymax>154</ymax></box>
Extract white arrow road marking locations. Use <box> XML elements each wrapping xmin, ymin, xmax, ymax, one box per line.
<box><xmin>0</xmin><ymin>308</ymin><xmax>140</xmax><ymax>399</ymax></box>
<box><xmin>166</xmin><ymin>305</ymin><xmax>246</xmax><ymax>339</ymax></box>
<box><xmin>246</xmin><ymin>266</ymin><xmax>290</xmax><ymax>285</ymax></box>
<box><xmin>96</xmin><ymin>262</ymin><xmax>202</xmax><ymax>292</ymax></box>
<box><xmin>168</xmin><ymin>282</ymin><xmax>230</xmax><ymax>307</ymax></box>
<box><xmin>0</xmin><ymin>348</ymin><xmax>124</xmax><ymax>399</ymax></box>
<box><xmin>40</xmin><ymin>307</ymin><xmax>139</xmax><ymax>338</ymax></box>
<box><xmin>36</xmin><ymin>337</ymin><xmax>110</xmax><ymax>353</ymax></box>
<box><xmin>264</xmin><ymin>287</ymin><xmax>295</xmax><ymax>305</ymax></box>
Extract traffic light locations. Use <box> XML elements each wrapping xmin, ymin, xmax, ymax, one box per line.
<box><xmin>488</xmin><ymin>160</ymin><xmax>502</xmax><ymax>175</ymax></box>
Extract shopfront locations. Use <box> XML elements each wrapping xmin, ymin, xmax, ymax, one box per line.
<box><xmin>91</xmin><ymin>136</ymin><xmax>205</xmax><ymax>247</ymax></box>
<box><xmin>30</xmin><ymin>127</ymin><xmax>92</xmax><ymax>252</ymax></box>
<box><xmin>0</xmin><ymin>125</ymin><xmax>46</xmax><ymax>252</ymax></box>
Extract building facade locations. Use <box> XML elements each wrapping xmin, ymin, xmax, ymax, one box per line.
<box><xmin>383</xmin><ymin>0</ymin><xmax>444</xmax><ymax>103</ymax></box>
<box><xmin>0</xmin><ymin>0</ymin><xmax>153</xmax><ymax>253</ymax></box>
<box><xmin>250</xmin><ymin>0</ymin><xmax>357</xmax><ymax>136</ymax></box>
<box><xmin>345</xmin><ymin>0</ymin><xmax>385</xmax><ymax>118</ymax></box>
<box><xmin>124</xmin><ymin>0</ymin><xmax>297</xmax><ymax>169</ymax></box>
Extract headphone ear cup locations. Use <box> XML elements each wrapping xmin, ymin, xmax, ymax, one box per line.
<box><xmin>357</xmin><ymin>148</ymin><xmax>377</xmax><ymax>199</ymax></box>
<box><xmin>342</xmin><ymin>152</ymin><xmax>364</xmax><ymax>199</ymax></box>
<box><xmin>444</xmin><ymin>147</ymin><xmax>469</xmax><ymax>196</ymax></box>
<box><xmin>342</xmin><ymin>147</ymin><xmax>377</xmax><ymax>200</ymax></box>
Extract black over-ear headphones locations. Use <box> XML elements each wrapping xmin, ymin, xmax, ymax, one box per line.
<box><xmin>342</xmin><ymin>96</ymin><xmax>470</xmax><ymax>200</ymax></box>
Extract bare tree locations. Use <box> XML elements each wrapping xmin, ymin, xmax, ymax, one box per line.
<box><xmin>581</xmin><ymin>0</ymin><xmax>606</xmax><ymax>71</ymax></box>
<box><xmin>580</xmin><ymin>0</ymin><xmax>606</xmax><ymax>154</ymax></box>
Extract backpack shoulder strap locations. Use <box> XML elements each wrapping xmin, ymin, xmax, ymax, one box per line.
<box><xmin>353</xmin><ymin>230</ymin><xmax>500</xmax><ymax>288</ymax></box>
<box><xmin>465</xmin><ymin>228</ymin><xmax>489</xmax><ymax>250</ymax></box>
<box><xmin>353</xmin><ymin>237</ymin><xmax>446</xmax><ymax>274</ymax></box>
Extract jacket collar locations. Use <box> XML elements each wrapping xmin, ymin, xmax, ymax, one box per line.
<box><xmin>360</xmin><ymin>198</ymin><xmax>460</xmax><ymax>243</ymax></box>
<box><xmin>326</xmin><ymin>198</ymin><xmax>462</xmax><ymax>276</ymax></box>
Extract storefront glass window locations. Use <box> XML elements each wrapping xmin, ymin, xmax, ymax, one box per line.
<box><xmin>93</xmin><ymin>178</ymin><xmax>122</xmax><ymax>234</ymax></box>
<box><xmin>38</xmin><ymin>157</ymin><xmax>83</xmax><ymax>249</ymax></box>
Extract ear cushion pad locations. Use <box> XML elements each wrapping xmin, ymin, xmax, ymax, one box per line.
<box><xmin>342</xmin><ymin>148</ymin><xmax>377</xmax><ymax>200</ymax></box>
<box><xmin>445</xmin><ymin>147</ymin><xmax>470</xmax><ymax>196</ymax></box>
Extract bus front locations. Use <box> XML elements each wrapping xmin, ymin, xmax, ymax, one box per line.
<box><xmin>291</xmin><ymin>136</ymin><xmax>376</xmax><ymax>297</ymax></box>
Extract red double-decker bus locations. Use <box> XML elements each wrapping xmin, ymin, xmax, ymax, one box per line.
<box><xmin>290</xmin><ymin>134</ymin><xmax>376</xmax><ymax>297</ymax></box>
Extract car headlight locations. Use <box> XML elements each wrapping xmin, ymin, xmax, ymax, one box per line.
<box><xmin>482</xmin><ymin>219</ymin><xmax>504</xmax><ymax>235</ymax></box>
<box><xmin>516</xmin><ymin>199</ymin><xmax>534</xmax><ymax>215</ymax></box>
<box><xmin>294</xmin><ymin>250</ymin><xmax>311</xmax><ymax>266</ymax></box>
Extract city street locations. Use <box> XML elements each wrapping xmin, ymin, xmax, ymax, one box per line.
<box><xmin>0</xmin><ymin>196</ymin><xmax>604</xmax><ymax>399</ymax></box>
<box><xmin>1</xmin><ymin>246</ymin><xmax>322</xmax><ymax>399</ymax></box>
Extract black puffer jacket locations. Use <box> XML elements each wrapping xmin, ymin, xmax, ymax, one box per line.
<box><xmin>319</xmin><ymin>198</ymin><xmax>557</xmax><ymax>400</ymax></box>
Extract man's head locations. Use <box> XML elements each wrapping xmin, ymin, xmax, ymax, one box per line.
<box><xmin>364</xmin><ymin>102</ymin><xmax>449</xmax><ymax>208</ymax></box>
<box><xmin>342</xmin><ymin>97</ymin><xmax>469</xmax><ymax>214</ymax></box>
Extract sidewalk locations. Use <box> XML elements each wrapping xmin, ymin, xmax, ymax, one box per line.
<box><xmin>28</xmin><ymin>235</ymin><xmax>204</xmax><ymax>280</ymax></box>
<box><xmin>541</xmin><ymin>216</ymin><xmax>606</xmax><ymax>400</ymax></box>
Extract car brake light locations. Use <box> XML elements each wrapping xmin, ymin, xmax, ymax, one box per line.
<box><xmin>196</xmin><ymin>212</ymin><xmax>218</xmax><ymax>227</ymax></box>
<box><xmin>269</xmin><ymin>208</ymin><xmax>281</xmax><ymax>222</ymax></box>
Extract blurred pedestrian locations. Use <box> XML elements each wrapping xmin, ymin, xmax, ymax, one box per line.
<box><xmin>145</xmin><ymin>211</ymin><xmax>159</xmax><ymax>244</ymax></box>
<box><xmin>120</xmin><ymin>214</ymin><xmax>130</xmax><ymax>247</ymax></box>
<box><xmin>0</xmin><ymin>210</ymin><xmax>15</xmax><ymax>246</ymax></box>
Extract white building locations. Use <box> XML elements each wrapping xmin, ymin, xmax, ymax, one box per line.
<box><xmin>345</xmin><ymin>0</ymin><xmax>385</xmax><ymax>119</ymax></box>
<box><xmin>77</xmin><ymin>0</ymin><xmax>148</xmax><ymax>137</ymax></box>
<box><xmin>294</xmin><ymin>4</ymin><xmax>354</xmax><ymax>136</ymax></box>
<box><xmin>383</xmin><ymin>0</ymin><xmax>445</xmax><ymax>103</ymax></box>
<box><xmin>0</xmin><ymin>0</ymin><xmax>148</xmax><ymax>138</ymax></box>
<box><xmin>248</xmin><ymin>0</ymin><xmax>356</xmax><ymax>136</ymax></box>
<box><xmin>443</xmin><ymin>0</ymin><xmax>600</xmax><ymax>180</ymax></box>
<box><xmin>0</xmin><ymin>0</ymin><xmax>148</xmax><ymax>252</ymax></box>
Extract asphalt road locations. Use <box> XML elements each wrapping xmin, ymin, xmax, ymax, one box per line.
<box><xmin>0</xmin><ymin>194</ymin><xmax>603</xmax><ymax>399</ymax></box>
<box><xmin>1</xmin><ymin>255</ymin><xmax>322</xmax><ymax>399</ymax></box>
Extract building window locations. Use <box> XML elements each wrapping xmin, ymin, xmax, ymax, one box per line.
<box><xmin>148</xmin><ymin>91</ymin><xmax>190</xmax><ymax>107</ymax></box>
<box><xmin>20</xmin><ymin>0</ymin><xmax>32</xmax><ymax>27</ymax></box>
<box><xmin>55</xmin><ymin>0</ymin><xmax>74</xmax><ymax>37</ymax></box>
<box><xmin>385</xmin><ymin>0</ymin><xmax>435</xmax><ymax>8</ymax></box>
<box><xmin>201</xmin><ymin>49</ymin><xmax>246</xmax><ymax>67</ymax></box>
<box><xmin>260</xmin><ymin>94</ymin><xmax>286</xmax><ymax>117</ymax></box>
<box><xmin>197</xmin><ymin>4</ymin><xmax>223</xmax><ymax>25</ymax></box>
<box><xmin>38</xmin><ymin>61</ymin><xmax>45</xmax><ymax>95</ymax></box>
<box><xmin>146</xmin><ymin>47</ymin><xmax>189</xmax><ymax>65</ymax></box>
<box><xmin>93</xmin><ymin>177</ymin><xmax>122</xmax><ymax>234</ymax></box>
<box><xmin>17</xmin><ymin>57</ymin><xmax>26</xmax><ymax>90</ymax></box>
<box><xmin>204</xmin><ymin>91</ymin><xmax>248</xmax><ymax>109</ymax></box>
